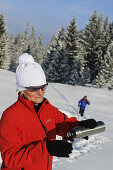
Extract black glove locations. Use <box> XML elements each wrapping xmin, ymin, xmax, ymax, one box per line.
<box><xmin>46</xmin><ymin>140</ymin><xmax>73</xmax><ymax>157</ymax></box>
<box><xmin>79</xmin><ymin>119</ymin><xmax>97</xmax><ymax>129</ymax></box>
<box><xmin>83</xmin><ymin>136</ymin><xmax>89</xmax><ymax>140</ymax></box>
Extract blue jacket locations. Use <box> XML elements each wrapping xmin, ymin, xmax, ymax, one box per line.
<box><xmin>78</xmin><ymin>98</ymin><xmax>90</xmax><ymax>110</ymax></box>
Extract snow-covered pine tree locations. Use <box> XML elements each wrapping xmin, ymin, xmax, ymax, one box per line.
<box><xmin>81</xmin><ymin>10</ymin><xmax>105</xmax><ymax>83</ymax></box>
<box><xmin>22</xmin><ymin>23</ymin><xmax>31</xmax><ymax>52</ymax></box>
<box><xmin>95</xmin><ymin>16</ymin><xmax>111</xmax><ymax>83</ymax></box>
<box><xmin>42</xmin><ymin>26</ymin><xmax>70</xmax><ymax>83</ymax></box>
<box><xmin>96</xmin><ymin>41</ymin><xmax>113</xmax><ymax>89</ymax></box>
<box><xmin>9</xmin><ymin>34</ymin><xmax>16</xmax><ymax>71</ymax></box>
<box><xmin>46</xmin><ymin>49</ymin><xmax>68</xmax><ymax>83</ymax></box>
<box><xmin>0</xmin><ymin>14</ymin><xmax>10</xmax><ymax>70</ymax></box>
<box><xmin>42</xmin><ymin>27</ymin><xmax>61</xmax><ymax>82</ymax></box>
<box><xmin>53</xmin><ymin>26</ymin><xmax>70</xmax><ymax>84</ymax></box>
<box><xmin>10</xmin><ymin>32</ymin><xmax>23</xmax><ymax>71</ymax></box>
<box><xmin>24</xmin><ymin>27</ymin><xmax>45</xmax><ymax>64</ymax></box>
<box><xmin>57</xmin><ymin>48</ymin><xmax>70</xmax><ymax>84</ymax></box>
<box><xmin>79</xmin><ymin>30</ymin><xmax>91</xmax><ymax>84</ymax></box>
<box><xmin>65</xmin><ymin>17</ymin><xmax>85</xmax><ymax>85</ymax></box>
<box><xmin>10</xmin><ymin>23</ymin><xmax>32</xmax><ymax>71</ymax></box>
<box><xmin>101</xmin><ymin>16</ymin><xmax>111</xmax><ymax>59</ymax></box>
<box><xmin>109</xmin><ymin>22</ymin><xmax>113</xmax><ymax>41</ymax></box>
<box><xmin>42</xmin><ymin>32</ymin><xmax>58</xmax><ymax>81</ymax></box>
<box><xmin>24</xmin><ymin>26</ymin><xmax>36</xmax><ymax>55</ymax></box>
<box><xmin>78</xmin><ymin>41</ymin><xmax>90</xmax><ymax>85</ymax></box>
<box><xmin>32</xmin><ymin>34</ymin><xmax>45</xmax><ymax>64</ymax></box>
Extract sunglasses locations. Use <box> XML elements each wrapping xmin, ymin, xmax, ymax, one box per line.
<box><xmin>25</xmin><ymin>83</ymin><xmax>48</xmax><ymax>92</ymax></box>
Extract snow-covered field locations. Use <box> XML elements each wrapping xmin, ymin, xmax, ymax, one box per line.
<box><xmin>0</xmin><ymin>69</ymin><xmax>113</xmax><ymax>170</ymax></box>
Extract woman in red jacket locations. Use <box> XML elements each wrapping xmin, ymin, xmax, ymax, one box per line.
<box><xmin>0</xmin><ymin>53</ymin><xmax>97</xmax><ymax>170</ymax></box>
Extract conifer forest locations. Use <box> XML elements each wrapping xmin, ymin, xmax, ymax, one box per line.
<box><xmin>0</xmin><ymin>10</ymin><xmax>113</xmax><ymax>89</ymax></box>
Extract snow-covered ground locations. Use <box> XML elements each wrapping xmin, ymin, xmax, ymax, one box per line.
<box><xmin>0</xmin><ymin>69</ymin><xmax>113</xmax><ymax>170</ymax></box>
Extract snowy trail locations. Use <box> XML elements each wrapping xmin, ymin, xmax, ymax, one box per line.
<box><xmin>46</xmin><ymin>83</ymin><xmax>109</xmax><ymax>169</ymax></box>
<box><xmin>49</xmin><ymin>84</ymin><xmax>110</xmax><ymax>170</ymax></box>
<box><xmin>48</xmin><ymin>83</ymin><xmax>89</xmax><ymax>120</ymax></box>
<box><xmin>48</xmin><ymin>83</ymin><xmax>79</xmax><ymax>119</ymax></box>
<box><xmin>49</xmin><ymin>83</ymin><xmax>70</xmax><ymax>108</ymax></box>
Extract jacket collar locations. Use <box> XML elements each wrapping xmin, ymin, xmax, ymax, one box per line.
<box><xmin>18</xmin><ymin>92</ymin><xmax>35</xmax><ymax>112</ymax></box>
<box><xmin>18</xmin><ymin>92</ymin><xmax>47</xmax><ymax>112</ymax></box>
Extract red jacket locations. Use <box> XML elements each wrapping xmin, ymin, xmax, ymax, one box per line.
<box><xmin>0</xmin><ymin>93</ymin><xmax>79</xmax><ymax>170</ymax></box>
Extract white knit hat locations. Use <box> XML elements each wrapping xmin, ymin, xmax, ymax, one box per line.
<box><xmin>15</xmin><ymin>53</ymin><xmax>46</xmax><ymax>91</ymax></box>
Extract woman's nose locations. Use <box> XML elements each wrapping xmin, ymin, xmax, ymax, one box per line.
<box><xmin>36</xmin><ymin>89</ymin><xmax>44</xmax><ymax>95</ymax></box>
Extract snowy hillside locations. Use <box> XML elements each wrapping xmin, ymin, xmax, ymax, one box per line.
<box><xmin>0</xmin><ymin>69</ymin><xmax>113</xmax><ymax>170</ymax></box>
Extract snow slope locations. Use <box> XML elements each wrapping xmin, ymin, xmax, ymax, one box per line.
<box><xmin>0</xmin><ymin>69</ymin><xmax>113</xmax><ymax>170</ymax></box>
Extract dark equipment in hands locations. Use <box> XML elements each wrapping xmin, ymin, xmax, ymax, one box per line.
<box><xmin>67</xmin><ymin>121</ymin><xmax>105</xmax><ymax>139</ymax></box>
<box><xmin>46</xmin><ymin>140</ymin><xmax>73</xmax><ymax>157</ymax></box>
<box><xmin>78</xmin><ymin>119</ymin><xmax>97</xmax><ymax>129</ymax></box>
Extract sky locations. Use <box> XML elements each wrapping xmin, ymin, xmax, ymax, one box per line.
<box><xmin>0</xmin><ymin>69</ymin><xmax>113</xmax><ymax>170</ymax></box>
<box><xmin>0</xmin><ymin>0</ymin><xmax>113</xmax><ymax>44</ymax></box>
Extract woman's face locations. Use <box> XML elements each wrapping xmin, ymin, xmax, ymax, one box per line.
<box><xmin>22</xmin><ymin>89</ymin><xmax>46</xmax><ymax>104</ymax></box>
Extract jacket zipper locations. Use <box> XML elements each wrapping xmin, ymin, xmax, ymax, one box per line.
<box><xmin>35</xmin><ymin>101</ymin><xmax>48</xmax><ymax>138</ymax></box>
<box><xmin>35</xmin><ymin>102</ymin><xmax>49</xmax><ymax>170</ymax></box>
<box><xmin>37</xmin><ymin>113</ymin><xmax>48</xmax><ymax>138</ymax></box>
<box><xmin>37</xmin><ymin>114</ymin><xmax>49</xmax><ymax>170</ymax></box>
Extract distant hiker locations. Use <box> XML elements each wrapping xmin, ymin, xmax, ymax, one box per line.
<box><xmin>0</xmin><ymin>54</ymin><xmax>97</xmax><ymax>170</ymax></box>
<box><xmin>78</xmin><ymin>95</ymin><xmax>90</xmax><ymax>117</ymax></box>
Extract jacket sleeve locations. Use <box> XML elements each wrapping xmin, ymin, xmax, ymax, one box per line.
<box><xmin>87</xmin><ymin>100</ymin><xmax>90</xmax><ymax>105</ymax></box>
<box><xmin>0</xmin><ymin>112</ymin><xmax>47</xmax><ymax>169</ymax></box>
<box><xmin>78</xmin><ymin>99</ymin><xmax>81</xmax><ymax>106</ymax></box>
<box><xmin>54</xmin><ymin>108</ymin><xmax>79</xmax><ymax>137</ymax></box>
